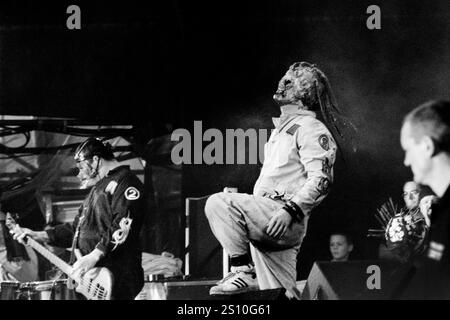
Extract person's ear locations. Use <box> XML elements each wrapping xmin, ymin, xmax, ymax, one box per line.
<box><xmin>92</xmin><ymin>155</ymin><xmax>100</xmax><ymax>166</ymax></box>
<box><xmin>423</xmin><ymin>136</ymin><xmax>438</xmax><ymax>158</ymax></box>
<box><xmin>348</xmin><ymin>244</ymin><xmax>354</xmax><ymax>253</ymax></box>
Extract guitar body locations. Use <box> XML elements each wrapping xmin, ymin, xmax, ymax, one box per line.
<box><xmin>74</xmin><ymin>267</ymin><xmax>114</xmax><ymax>300</ymax></box>
<box><xmin>5</xmin><ymin>213</ymin><xmax>114</xmax><ymax>300</ymax></box>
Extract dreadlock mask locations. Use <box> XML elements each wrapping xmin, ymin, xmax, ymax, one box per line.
<box><xmin>273</xmin><ymin>62</ymin><xmax>322</xmax><ymax>108</ymax></box>
<box><xmin>274</xmin><ymin>61</ymin><xmax>358</xmax><ymax>154</ymax></box>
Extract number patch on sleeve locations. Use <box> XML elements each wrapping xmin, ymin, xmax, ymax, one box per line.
<box><xmin>125</xmin><ymin>187</ymin><xmax>140</xmax><ymax>200</ymax></box>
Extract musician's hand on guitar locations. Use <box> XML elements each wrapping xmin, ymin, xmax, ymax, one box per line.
<box><xmin>72</xmin><ymin>249</ymin><xmax>104</xmax><ymax>279</ymax></box>
<box><xmin>10</xmin><ymin>224</ymin><xmax>33</xmax><ymax>245</ymax></box>
<box><xmin>10</xmin><ymin>224</ymin><xmax>49</xmax><ymax>245</ymax></box>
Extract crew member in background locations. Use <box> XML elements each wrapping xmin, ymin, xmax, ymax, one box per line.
<box><xmin>378</xmin><ymin>181</ymin><xmax>429</xmax><ymax>262</ymax></box>
<box><xmin>329</xmin><ymin>232</ymin><xmax>354</xmax><ymax>262</ymax></box>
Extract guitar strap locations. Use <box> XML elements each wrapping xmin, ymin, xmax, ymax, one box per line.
<box><xmin>66</xmin><ymin>187</ymin><xmax>97</xmax><ymax>291</ymax></box>
<box><xmin>69</xmin><ymin>186</ymin><xmax>97</xmax><ymax>265</ymax></box>
<box><xmin>69</xmin><ymin>216</ymin><xmax>84</xmax><ymax>265</ymax></box>
<box><xmin>65</xmin><ymin>211</ymin><xmax>83</xmax><ymax>291</ymax></box>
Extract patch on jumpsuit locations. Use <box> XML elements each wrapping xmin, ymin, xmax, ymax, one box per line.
<box><xmin>286</xmin><ymin>124</ymin><xmax>300</xmax><ymax>135</ymax></box>
<box><xmin>124</xmin><ymin>187</ymin><xmax>140</xmax><ymax>200</ymax></box>
<box><xmin>318</xmin><ymin>134</ymin><xmax>330</xmax><ymax>151</ymax></box>
<box><xmin>427</xmin><ymin>241</ymin><xmax>445</xmax><ymax>261</ymax></box>
<box><xmin>316</xmin><ymin>177</ymin><xmax>330</xmax><ymax>195</ymax></box>
<box><xmin>322</xmin><ymin>158</ymin><xmax>332</xmax><ymax>176</ymax></box>
<box><xmin>111</xmin><ymin>213</ymin><xmax>133</xmax><ymax>251</ymax></box>
<box><xmin>105</xmin><ymin>181</ymin><xmax>118</xmax><ymax>195</ymax></box>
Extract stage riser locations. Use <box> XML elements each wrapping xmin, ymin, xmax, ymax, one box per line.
<box><xmin>137</xmin><ymin>281</ymin><xmax>285</xmax><ymax>300</ymax></box>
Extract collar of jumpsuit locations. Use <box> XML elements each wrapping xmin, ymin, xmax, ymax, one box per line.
<box><xmin>105</xmin><ymin>165</ymin><xmax>130</xmax><ymax>177</ymax></box>
<box><xmin>272</xmin><ymin>104</ymin><xmax>316</xmax><ymax>128</ymax></box>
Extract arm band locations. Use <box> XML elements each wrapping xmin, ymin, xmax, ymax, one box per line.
<box><xmin>282</xmin><ymin>200</ymin><xmax>305</xmax><ymax>222</ymax></box>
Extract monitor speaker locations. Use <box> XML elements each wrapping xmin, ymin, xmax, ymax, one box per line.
<box><xmin>301</xmin><ymin>260</ymin><xmax>414</xmax><ymax>300</ymax></box>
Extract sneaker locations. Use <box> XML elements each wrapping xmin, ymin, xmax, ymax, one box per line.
<box><xmin>214</xmin><ymin>264</ymin><xmax>253</xmax><ymax>285</ymax></box>
<box><xmin>210</xmin><ymin>265</ymin><xmax>259</xmax><ymax>295</ymax></box>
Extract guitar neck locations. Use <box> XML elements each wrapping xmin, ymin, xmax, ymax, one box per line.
<box><xmin>26</xmin><ymin>237</ymin><xmax>73</xmax><ymax>276</ymax></box>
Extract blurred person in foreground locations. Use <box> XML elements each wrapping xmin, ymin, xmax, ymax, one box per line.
<box><xmin>399</xmin><ymin>100</ymin><xmax>450</xmax><ymax>299</ymax></box>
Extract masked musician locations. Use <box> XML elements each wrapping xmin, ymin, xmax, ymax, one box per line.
<box><xmin>10</xmin><ymin>138</ymin><xmax>146</xmax><ymax>299</ymax></box>
<box><xmin>205</xmin><ymin>62</ymin><xmax>355</xmax><ymax>299</ymax></box>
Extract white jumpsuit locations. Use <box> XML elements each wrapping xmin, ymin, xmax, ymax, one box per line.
<box><xmin>205</xmin><ymin>105</ymin><xmax>337</xmax><ymax>298</ymax></box>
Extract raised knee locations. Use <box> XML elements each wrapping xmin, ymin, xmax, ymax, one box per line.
<box><xmin>204</xmin><ymin>192</ymin><xmax>224</xmax><ymax>219</ymax></box>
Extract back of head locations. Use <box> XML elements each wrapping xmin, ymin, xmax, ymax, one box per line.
<box><xmin>404</xmin><ymin>100</ymin><xmax>450</xmax><ymax>154</ymax></box>
<box><xmin>74</xmin><ymin>138</ymin><xmax>115</xmax><ymax>162</ymax></box>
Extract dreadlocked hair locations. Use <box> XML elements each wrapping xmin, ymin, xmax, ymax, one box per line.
<box><xmin>291</xmin><ymin>61</ymin><xmax>358</xmax><ymax>154</ymax></box>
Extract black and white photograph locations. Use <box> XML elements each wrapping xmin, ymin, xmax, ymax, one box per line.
<box><xmin>1</xmin><ymin>0</ymin><xmax>450</xmax><ymax>310</ymax></box>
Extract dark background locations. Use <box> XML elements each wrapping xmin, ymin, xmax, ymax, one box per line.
<box><xmin>1</xmin><ymin>0</ymin><xmax>449</xmax><ymax>279</ymax></box>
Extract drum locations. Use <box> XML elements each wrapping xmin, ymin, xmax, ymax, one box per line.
<box><xmin>135</xmin><ymin>275</ymin><xmax>192</xmax><ymax>300</ymax></box>
<box><xmin>15</xmin><ymin>279</ymin><xmax>77</xmax><ymax>300</ymax></box>
<box><xmin>135</xmin><ymin>281</ymin><xmax>167</xmax><ymax>300</ymax></box>
<box><xmin>0</xmin><ymin>281</ymin><xmax>21</xmax><ymax>300</ymax></box>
